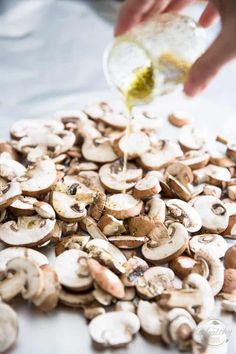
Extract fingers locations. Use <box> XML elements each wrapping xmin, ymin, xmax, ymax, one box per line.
<box><xmin>199</xmin><ymin>2</ymin><xmax>219</xmax><ymax>28</ymax></box>
<box><xmin>165</xmin><ymin>0</ymin><xmax>194</xmax><ymax>12</ymax></box>
<box><xmin>141</xmin><ymin>0</ymin><xmax>171</xmax><ymax>22</ymax></box>
<box><xmin>184</xmin><ymin>32</ymin><xmax>236</xmax><ymax>96</ymax></box>
<box><xmin>115</xmin><ymin>0</ymin><xmax>155</xmax><ymax>36</ymax></box>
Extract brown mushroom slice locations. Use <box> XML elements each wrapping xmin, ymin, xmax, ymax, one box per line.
<box><xmin>0</xmin><ymin>178</ymin><xmax>21</xmax><ymax>210</ymax></box>
<box><xmin>54</xmin><ymin>249</ymin><xmax>93</xmax><ymax>291</ymax></box>
<box><xmin>9</xmin><ymin>196</ymin><xmax>37</xmax><ymax>216</ymax></box>
<box><xmin>167</xmin><ymin>176</ymin><xmax>192</xmax><ymax>201</ymax></box>
<box><xmin>127</xmin><ymin>215</ymin><xmax>156</xmax><ymax>237</ymax></box>
<box><xmin>84</xmin><ymin>306</ymin><xmax>106</xmax><ymax>320</ymax></box>
<box><xmin>165</xmin><ymin>162</ymin><xmax>193</xmax><ymax>186</ymax></box>
<box><xmin>0</xmin><ymin>141</ymin><xmax>19</xmax><ymax>161</ymax></box>
<box><xmin>19</xmin><ymin>159</ymin><xmax>57</xmax><ymax>196</ymax></box>
<box><xmin>59</xmin><ymin>288</ymin><xmax>95</xmax><ymax>308</ymax></box>
<box><xmin>10</xmin><ymin>119</ymin><xmax>64</xmax><ymax>140</ymax></box>
<box><xmin>137</xmin><ymin>300</ymin><xmax>163</xmax><ymax>336</ymax></box>
<box><xmin>82</xmin><ymin>138</ymin><xmax>117</xmax><ymax>163</ymax></box>
<box><xmin>99</xmin><ymin>161</ymin><xmax>142</xmax><ymax>193</ymax></box>
<box><xmin>169</xmin><ymin>256</ymin><xmax>197</xmax><ymax>280</ymax></box>
<box><xmin>0</xmin><ymin>154</ymin><xmax>26</xmax><ymax>180</ymax></box>
<box><xmin>0</xmin><ymin>216</ymin><xmax>56</xmax><ymax>247</ymax></box>
<box><xmin>113</xmin><ymin>132</ymin><xmax>150</xmax><ymax>159</ymax></box>
<box><xmin>228</xmin><ymin>185</ymin><xmax>236</xmax><ymax>201</ymax></box>
<box><xmin>136</xmin><ymin>266</ymin><xmax>175</xmax><ymax>299</ymax></box>
<box><xmin>178</xmin><ymin>126</ymin><xmax>205</xmax><ymax>152</ymax></box>
<box><xmin>55</xmin><ymin>234</ymin><xmax>90</xmax><ymax>256</ymax></box>
<box><xmin>78</xmin><ymin>171</ymin><xmax>105</xmax><ymax>193</ymax></box>
<box><xmin>121</xmin><ymin>256</ymin><xmax>149</xmax><ymax>287</ymax></box>
<box><xmin>190</xmin><ymin>196</ymin><xmax>229</xmax><ymax>233</ymax></box>
<box><xmin>227</xmin><ymin>141</ymin><xmax>236</xmax><ymax>159</ymax></box>
<box><xmin>109</xmin><ymin>236</ymin><xmax>148</xmax><ymax>249</ymax></box>
<box><xmin>203</xmin><ymin>184</ymin><xmax>222</xmax><ymax>199</ymax></box>
<box><xmin>105</xmin><ymin>194</ymin><xmax>143</xmax><ymax>219</ymax></box>
<box><xmin>189</xmin><ymin>234</ymin><xmax>227</xmax><ymax>258</ymax></box>
<box><xmin>224</xmin><ymin>245</ymin><xmax>236</xmax><ymax>269</ymax></box>
<box><xmin>82</xmin><ymin>216</ymin><xmax>108</xmax><ymax>241</ymax></box>
<box><xmin>89</xmin><ymin>192</ymin><xmax>106</xmax><ymax>221</ymax></box>
<box><xmin>0</xmin><ymin>247</ymin><xmax>48</xmax><ymax>273</ymax></box>
<box><xmin>147</xmin><ymin>196</ymin><xmax>166</xmax><ymax>223</ymax></box>
<box><xmin>88</xmin><ymin>311</ymin><xmax>140</xmax><ymax>347</ymax></box>
<box><xmin>139</xmin><ymin>140</ymin><xmax>183</xmax><ymax>170</ymax></box>
<box><xmin>168</xmin><ymin>111</ymin><xmax>192</xmax><ymax>127</ymax></box>
<box><xmin>33</xmin><ymin>201</ymin><xmax>56</xmax><ymax>220</ymax></box>
<box><xmin>92</xmin><ymin>285</ymin><xmax>114</xmax><ymax>306</ymax></box>
<box><xmin>133</xmin><ymin>171</ymin><xmax>161</xmax><ymax>199</ymax></box>
<box><xmin>179</xmin><ymin>151</ymin><xmax>210</xmax><ymax>170</ymax></box>
<box><xmin>97</xmin><ymin>215</ymin><xmax>126</xmax><ymax>236</ymax></box>
<box><xmin>142</xmin><ymin>223</ymin><xmax>188</xmax><ymax>264</ymax></box>
<box><xmin>166</xmin><ymin>199</ymin><xmax>202</xmax><ymax>232</ymax></box>
<box><xmin>206</xmin><ymin>164</ymin><xmax>231</xmax><ymax>186</ymax></box>
<box><xmin>0</xmin><ymin>302</ymin><xmax>18</xmax><ymax>353</ymax></box>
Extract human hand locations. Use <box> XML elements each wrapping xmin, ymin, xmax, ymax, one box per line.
<box><xmin>115</xmin><ymin>0</ymin><xmax>236</xmax><ymax>96</ymax></box>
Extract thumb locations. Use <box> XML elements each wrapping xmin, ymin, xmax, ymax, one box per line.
<box><xmin>184</xmin><ymin>32</ymin><xmax>236</xmax><ymax>96</ymax></box>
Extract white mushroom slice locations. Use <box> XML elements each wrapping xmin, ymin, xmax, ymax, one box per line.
<box><xmin>78</xmin><ymin>171</ymin><xmax>105</xmax><ymax>193</ymax></box>
<box><xmin>167</xmin><ymin>176</ymin><xmax>192</xmax><ymax>201</ymax></box>
<box><xmin>0</xmin><ymin>155</ymin><xmax>26</xmax><ymax>180</ymax></box>
<box><xmin>88</xmin><ymin>311</ymin><xmax>140</xmax><ymax>347</ymax></box>
<box><xmin>9</xmin><ymin>196</ymin><xmax>37</xmax><ymax>216</ymax></box>
<box><xmin>99</xmin><ymin>161</ymin><xmax>142</xmax><ymax>193</ymax></box>
<box><xmin>33</xmin><ymin>201</ymin><xmax>56</xmax><ymax>220</ymax></box>
<box><xmin>115</xmin><ymin>301</ymin><xmax>135</xmax><ymax>313</ymax></box>
<box><xmin>137</xmin><ymin>300</ymin><xmax>162</xmax><ymax>336</ymax></box>
<box><xmin>121</xmin><ymin>256</ymin><xmax>149</xmax><ymax>287</ymax></box>
<box><xmin>10</xmin><ymin>119</ymin><xmax>64</xmax><ymax>139</ymax></box>
<box><xmin>76</xmin><ymin>162</ymin><xmax>98</xmax><ymax>171</ymax></box>
<box><xmin>0</xmin><ymin>216</ymin><xmax>56</xmax><ymax>246</ymax></box>
<box><xmin>54</xmin><ymin>249</ymin><xmax>92</xmax><ymax>291</ymax></box>
<box><xmin>84</xmin><ymin>101</ymin><xmax>111</xmax><ymax>120</ymax></box>
<box><xmin>82</xmin><ymin>139</ymin><xmax>117</xmax><ymax>163</ymax></box>
<box><xmin>89</xmin><ymin>192</ymin><xmax>106</xmax><ymax>220</ymax></box>
<box><xmin>190</xmin><ymin>196</ymin><xmax>229</xmax><ymax>233</ymax></box>
<box><xmin>87</xmin><ymin>258</ymin><xmax>125</xmax><ymax>298</ymax></box>
<box><xmin>84</xmin><ymin>306</ymin><xmax>106</xmax><ymax>320</ymax></box>
<box><xmin>136</xmin><ymin>266</ymin><xmax>174</xmax><ymax>299</ymax></box>
<box><xmin>227</xmin><ymin>141</ymin><xmax>236</xmax><ymax>159</ymax></box>
<box><xmin>82</xmin><ymin>216</ymin><xmax>108</xmax><ymax>241</ymax></box>
<box><xmin>189</xmin><ymin>234</ymin><xmax>227</xmax><ymax>258</ymax></box>
<box><xmin>194</xmin><ymin>249</ymin><xmax>224</xmax><ymax>295</ymax></box>
<box><xmin>139</xmin><ymin>140</ymin><xmax>182</xmax><ymax>170</ymax></box>
<box><xmin>85</xmin><ymin>239</ymin><xmax>126</xmax><ymax>273</ymax></box>
<box><xmin>147</xmin><ymin>196</ymin><xmax>166</xmax><ymax>223</ymax></box>
<box><xmin>179</xmin><ymin>151</ymin><xmax>210</xmax><ymax>170</ymax></box>
<box><xmin>0</xmin><ymin>247</ymin><xmax>48</xmax><ymax>273</ymax></box>
<box><xmin>221</xmin><ymin>299</ymin><xmax>236</xmax><ymax>313</ymax></box>
<box><xmin>113</xmin><ymin>132</ymin><xmax>150</xmax><ymax>159</ymax></box>
<box><xmin>0</xmin><ymin>302</ymin><xmax>18</xmax><ymax>353</ymax></box>
<box><xmin>228</xmin><ymin>185</ymin><xmax>236</xmax><ymax>201</ymax></box>
<box><xmin>203</xmin><ymin>184</ymin><xmax>222</xmax><ymax>199</ymax></box>
<box><xmin>0</xmin><ymin>142</ymin><xmax>19</xmax><ymax>161</ymax></box>
<box><xmin>59</xmin><ymin>289</ymin><xmax>95</xmax><ymax>308</ymax></box>
<box><xmin>55</xmin><ymin>234</ymin><xmax>90</xmax><ymax>256</ymax></box>
<box><xmin>19</xmin><ymin>159</ymin><xmax>57</xmax><ymax>196</ymax></box>
<box><xmin>109</xmin><ymin>236</ymin><xmax>148</xmax><ymax>249</ymax></box>
<box><xmin>105</xmin><ymin>194</ymin><xmax>143</xmax><ymax>219</ymax></box>
<box><xmin>92</xmin><ymin>286</ymin><xmax>114</xmax><ymax>306</ymax></box>
<box><xmin>165</xmin><ymin>162</ymin><xmax>193</xmax><ymax>186</ymax></box>
<box><xmin>77</xmin><ymin>118</ymin><xmax>101</xmax><ymax>140</ymax></box>
<box><xmin>179</xmin><ymin>126</ymin><xmax>205</xmax><ymax>152</ymax></box>
<box><xmin>166</xmin><ymin>199</ymin><xmax>202</xmax><ymax>232</ymax></box>
<box><xmin>100</xmin><ymin>112</ymin><xmax>128</xmax><ymax>130</ymax></box>
<box><xmin>0</xmin><ymin>178</ymin><xmax>21</xmax><ymax>210</ymax></box>
<box><xmin>142</xmin><ymin>223</ymin><xmax>188</xmax><ymax>264</ymax></box>
<box><xmin>97</xmin><ymin>215</ymin><xmax>126</xmax><ymax>236</ymax></box>
<box><xmin>133</xmin><ymin>171</ymin><xmax>161</xmax><ymax>199</ymax></box>
<box><xmin>206</xmin><ymin>164</ymin><xmax>231</xmax><ymax>186</ymax></box>
<box><xmin>168</xmin><ymin>111</ymin><xmax>192</xmax><ymax>127</ymax></box>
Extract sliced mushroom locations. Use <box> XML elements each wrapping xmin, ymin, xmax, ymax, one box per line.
<box><xmin>203</xmin><ymin>184</ymin><xmax>222</xmax><ymax>199</ymax></box>
<box><xmin>127</xmin><ymin>215</ymin><xmax>156</xmax><ymax>236</ymax></box>
<box><xmin>88</xmin><ymin>311</ymin><xmax>140</xmax><ymax>347</ymax></box>
<box><xmin>89</xmin><ymin>192</ymin><xmax>106</xmax><ymax>220</ymax></box>
<box><xmin>33</xmin><ymin>201</ymin><xmax>56</xmax><ymax>220</ymax></box>
<box><xmin>222</xmin><ymin>269</ymin><xmax>236</xmax><ymax>293</ymax></box>
<box><xmin>137</xmin><ymin>300</ymin><xmax>163</xmax><ymax>336</ymax></box>
<box><xmin>166</xmin><ymin>199</ymin><xmax>202</xmax><ymax>232</ymax></box>
<box><xmin>142</xmin><ymin>223</ymin><xmax>188</xmax><ymax>264</ymax></box>
<box><xmin>165</xmin><ymin>162</ymin><xmax>193</xmax><ymax>186</ymax></box>
<box><xmin>147</xmin><ymin>196</ymin><xmax>166</xmax><ymax>223</ymax></box>
<box><xmin>82</xmin><ymin>216</ymin><xmax>108</xmax><ymax>241</ymax></box>
<box><xmin>133</xmin><ymin>171</ymin><xmax>161</xmax><ymax>199</ymax></box>
<box><xmin>168</xmin><ymin>111</ymin><xmax>191</xmax><ymax>127</ymax></box>
<box><xmin>115</xmin><ymin>300</ymin><xmax>135</xmax><ymax>313</ymax></box>
<box><xmin>105</xmin><ymin>194</ymin><xmax>143</xmax><ymax>219</ymax></box>
<box><xmin>224</xmin><ymin>245</ymin><xmax>236</xmax><ymax>269</ymax></box>
<box><xmin>167</xmin><ymin>176</ymin><xmax>192</xmax><ymax>201</ymax></box>
<box><xmin>0</xmin><ymin>178</ymin><xmax>21</xmax><ymax>210</ymax></box>
<box><xmin>9</xmin><ymin>196</ymin><xmax>37</xmax><ymax>216</ymax></box>
<box><xmin>206</xmin><ymin>164</ymin><xmax>231</xmax><ymax>186</ymax></box>
<box><xmin>189</xmin><ymin>234</ymin><xmax>227</xmax><ymax>258</ymax></box>
<box><xmin>109</xmin><ymin>236</ymin><xmax>148</xmax><ymax>249</ymax></box>
<box><xmin>82</xmin><ymin>138</ymin><xmax>117</xmax><ymax>163</ymax></box>
<box><xmin>179</xmin><ymin>126</ymin><xmax>205</xmax><ymax>152</ymax></box>
<box><xmin>0</xmin><ymin>302</ymin><xmax>18</xmax><ymax>353</ymax></box>
<box><xmin>169</xmin><ymin>256</ymin><xmax>197</xmax><ymax>280</ymax></box>
<box><xmin>97</xmin><ymin>214</ymin><xmax>126</xmax><ymax>236</ymax></box>
<box><xmin>190</xmin><ymin>196</ymin><xmax>229</xmax><ymax>233</ymax></box>
<box><xmin>54</xmin><ymin>249</ymin><xmax>93</xmax><ymax>291</ymax></box>
<box><xmin>84</xmin><ymin>306</ymin><xmax>106</xmax><ymax>320</ymax></box>
<box><xmin>0</xmin><ymin>153</ymin><xmax>26</xmax><ymax>180</ymax></box>
<box><xmin>59</xmin><ymin>289</ymin><xmax>95</xmax><ymax>308</ymax></box>
<box><xmin>121</xmin><ymin>256</ymin><xmax>149</xmax><ymax>287</ymax></box>
<box><xmin>0</xmin><ymin>215</ymin><xmax>56</xmax><ymax>247</ymax></box>
<box><xmin>113</xmin><ymin>131</ymin><xmax>150</xmax><ymax>159</ymax></box>
<box><xmin>179</xmin><ymin>151</ymin><xmax>210</xmax><ymax>170</ymax></box>
<box><xmin>92</xmin><ymin>285</ymin><xmax>114</xmax><ymax>306</ymax></box>
<box><xmin>78</xmin><ymin>171</ymin><xmax>105</xmax><ymax>193</ymax></box>
<box><xmin>55</xmin><ymin>234</ymin><xmax>90</xmax><ymax>256</ymax></box>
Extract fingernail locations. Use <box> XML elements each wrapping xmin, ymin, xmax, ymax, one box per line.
<box><xmin>184</xmin><ymin>81</ymin><xmax>201</xmax><ymax>97</ymax></box>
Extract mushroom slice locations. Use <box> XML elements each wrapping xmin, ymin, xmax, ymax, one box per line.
<box><xmin>76</xmin><ymin>162</ymin><xmax>98</xmax><ymax>172</ymax></box>
<box><xmin>190</xmin><ymin>196</ymin><xmax>229</xmax><ymax>233</ymax></box>
<box><xmin>59</xmin><ymin>288</ymin><xmax>95</xmax><ymax>307</ymax></box>
<box><xmin>206</xmin><ymin>164</ymin><xmax>231</xmax><ymax>186</ymax></box>
<box><xmin>137</xmin><ymin>300</ymin><xmax>163</xmax><ymax>336</ymax></box>
<box><xmin>55</xmin><ymin>234</ymin><xmax>90</xmax><ymax>256</ymax></box>
<box><xmin>0</xmin><ymin>247</ymin><xmax>48</xmax><ymax>273</ymax></box>
<box><xmin>142</xmin><ymin>223</ymin><xmax>188</xmax><ymax>264</ymax></box>
<box><xmin>169</xmin><ymin>256</ymin><xmax>197</xmax><ymax>280</ymax></box>
<box><xmin>97</xmin><ymin>215</ymin><xmax>126</xmax><ymax>236</ymax></box>
<box><xmin>82</xmin><ymin>138</ymin><xmax>117</xmax><ymax>163</ymax></box>
<box><xmin>10</xmin><ymin>119</ymin><xmax>64</xmax><ymax>140</ymax></box>
<box><xmin>113</xmin><ymin>132</ymin><xmax>150</xmax><ymax>159</ymax></box>
<box><xmin>132</xmin><ymin>109</ymin><xmax>163</xmax><ymax>132</ymax></box>
<box><xmin>167</xmin><ymin>176</ymin><xmax>192</xmax><ymax>201</ymax></box>
<box><xmin>105</xmin><ymin>194</ymin><xmax>143</xmax><ymax>219</ymax></box>
<box><xmin>166</xmin><ymin>199</ymin><xmax>202</xmax><ymax>232</ymax></box>
<box><xmin>165</xmin><ymin>162</ymin><xmax>193</xmax><ymax>186</ymax></box>
<box><xmin>227</xmin><ymin>141</ymin><xmax>236</xmax><ymax>159</ymax></box>
<box><xmin>0</xmin><ymin>154</ymin><xmax>26</xmax><ymax>180</ymax></box>
<box><xmin>0</xmin><ymin>302</ymin><xmax>18</xmax><ymax>353</ymax></box>
<box><xmin>179</xmin><ymin>150</ymin><xmax>210</xmax><ymax>170</ymax></box>
<box><xmin>84</xmin><ymin>101</ymin><xmax>112</xmax><ymax>120</ymax></box>
<box><xmin>9</xmin><ymin>196</ymin><xmax>37</xmax><ymax>216</ymax></box>
<box><xmin>136</xmin><ymin>266</ymin><xmax>175</xmax><ymax>299</ymax></box>
<box><xmin>32</xmin><ymin>264</ymin><xmax>61</xmax><ymax>312</ymax></box>
<box><xmin>133</xmin><ymin>171</ymin><xmax>161</xmax><ymax>199</ymax></box>
<box><xmin>99</xmin><ymin>161</ymin><xmax>142</xmax><ymax>193</ymax></box>
<box><xmin>139</xmin><ymin>140</ymin><xmax>182</xmax><ymax>170</ymax></box>
<box><xmin>121</xmin><ymin>256</ymin><xmax>149</xmax><ymax>287</ymax></box>
<box><xmin>147</xmin><ymin>196</ymin><xmax>166</xmax><ymax>223</ymax></box>
<box><xmin>92</xmin><ymin>285</ymin><xmax>114</xmax><ymax>306</ymax></box>
<box><xmin>168</xmin><ymin>111</ymin><xmax>191</xmax><ymax>127</ymax></box>
<box><xmin>82</xmin><ymin>216</ymin><xmax>108</xmax><ymax>241</ymax></box>
<box><xmin>203</xmin><ymin>184</ymin><xmax>222</xmax><ymax>199</ymax></box>
<box><xmin>85</xmin><ymin>239</ymin><xmax>126</xmax><ymax>273</ymax></box>
<box><xmin>115</xmin><ymin>301</ymin><xmax>135</xmax><ymax>313</ymax></box>
<box><xmin>109</xmin><ymin>236</ymin><xmax>148</xmax><ymax>249</ymax></box>
<box><xmin>78</xmin><ymin>171</ymin><xmax>105</xmax><ymax>193</ymax></box>
<box><xmin>19</xmin><ymin>159</ymin><xmax>57</xmax><ymax>196</ymax></box>
<box><xmin>189</xmin><ymin>234</ymin><xmax>227</xmax><ymax>258</ymax></box>
<box><xmin>54</xmin><ymin>249</ymin><xmax>92</xmax><ymax>291</ymax></box>
<box><xmin>224</xmin><ymin>245</ymin><xmax>236</xmax><ymax>269</ymax></box>
<box><xmin>0</xmin><ymin>178</ymin><xmax>21</xmax><ymax>210</ymax></box>
<box><xmin>194</xmin><ymin>249</ymin><xmax>224</xmax><ymax>295</ymax></box>
<box><xmin>179</xmin><ymin>126</ymin><xmax>205</xmax><ymax>152</ymax></box>
<box><xmin>89</xmin><ymin>192</ymin><xmax>106</xmax><ymax>220</ymax></box>
<box><xmin>127</xmin><ymin>215</ymin><xmax>156</xmax><ymax>237</ymax></box>
<box><xmin>88</xmin><ymin>311</ymin><xmax>140</xmax><ymax>347</ymax></box>
<box><xmin>33</xmin><ymin>201</ymin><xmax>56</xmax><ymax>220</ymax></box>
<box><xmin>0</xmin><ymin>216</ymin><xmax>56</xmax><ymax>247</ymax></box>
<box><xmin>84</xmin><ymin>306</ymin><xmax>106</xmax><ymax>320</ymax></box>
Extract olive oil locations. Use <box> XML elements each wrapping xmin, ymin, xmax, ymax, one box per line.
<box><xmin>122</xmin><ymin>64</ymin><xmax>155</xmax><ymax>193</ymax></box>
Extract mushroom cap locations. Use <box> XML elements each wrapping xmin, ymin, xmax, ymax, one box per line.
<box><xmin>54</xmin><ymin>249</ymin><xmax>92</xmax><ymax>291</ymax></box>
<box><xmin>0</xmin><ymin>302</ymin><xmax>18</xmax><ymax>353</ymax></box>
<box><xmin>169</xmin><ymin>256</ymin><xmax>196</xmax><ymax>280</ymax></box>
<box><xmin>97</xmin><ymin>214</ymin><xmax>125</xmax><ymax>236</ymax></box>
<box><xmin>137</xmin><ymin>300</ymin><xmax>162</xmax><ymax>336</ymax></box>
<box><xmin>222</xmin><ymin>269</ymin><xmax>236</xmax><ymax>293</ymax></box>
<box><xmin>88</xmin><ymin>311</ymin><xmax>140</xmax><ymax>347</ymax></box>
<box><xmin>189</xmin><ymin>234</ymin><xmax>228</xmax><ymax>258</ymax></box>
<box><xmin>0</xmin><ymin>178</ymin><xmax>21</xmax><ymax>210</ymax></box>
<box><xmin>224</xmin><ymin>245</ymin><xmax>236</xmax><ymax>269</ymax></box>
<box><xmin>105</xmin><ymin>194</ymin><xmax>143</xmax><ymax>219</ymax></box>
<box><xmin>0</xmin><ymin>216</ymin><xmax>56</xmax><ymax>247</ymax></box>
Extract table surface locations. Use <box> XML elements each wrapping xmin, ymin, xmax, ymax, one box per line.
<box><xmin>0</xmin><ymin>1</ymin><xmax>236</xmax><ymax>354</ymax></box>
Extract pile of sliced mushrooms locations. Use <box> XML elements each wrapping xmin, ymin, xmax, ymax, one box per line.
<box><xmin>1</xmin><ymin>101</ymin><xmax>236</xmax><ymax>353</ymax></box>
